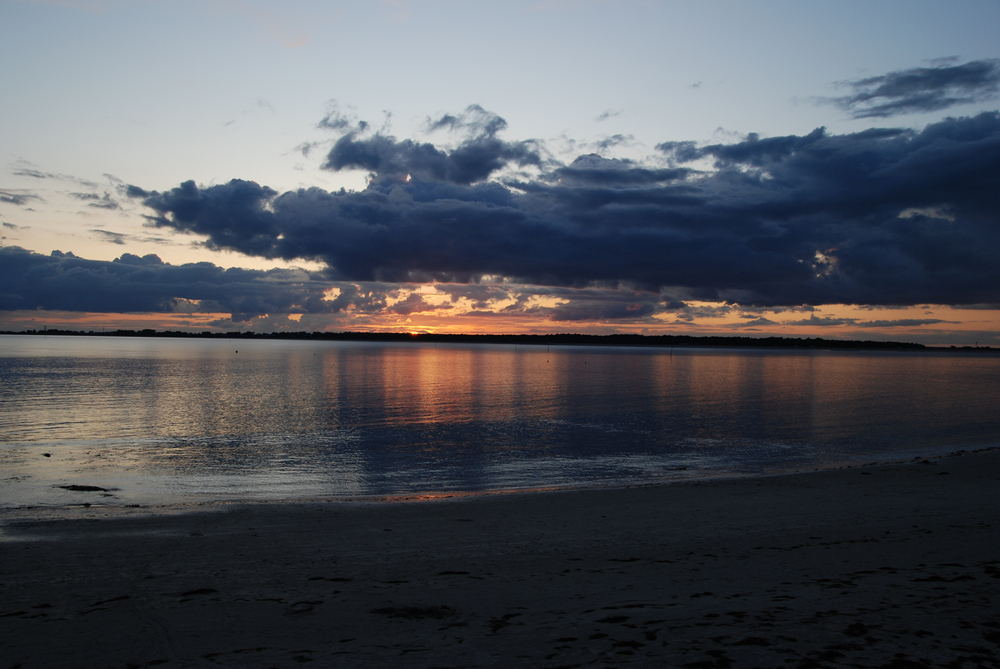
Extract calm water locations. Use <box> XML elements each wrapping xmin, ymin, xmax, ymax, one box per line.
<box><xmin>1</xmin><ymin>335</ymin><xmax>999</xmax><ymax>508</ymax></box>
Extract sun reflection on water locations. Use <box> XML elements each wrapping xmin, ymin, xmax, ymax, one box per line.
<box><xmin>1</xmin><ymin>336</ymin><xmax>999</xmax><ymax>507</ymax></box>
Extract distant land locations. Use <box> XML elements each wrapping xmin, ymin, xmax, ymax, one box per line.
<box><xmin>2</xmin><ymin>328</ymin><xmax>994</xmax><ymax>351</ymax></box>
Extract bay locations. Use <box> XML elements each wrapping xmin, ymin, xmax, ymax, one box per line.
<box><xmin>1</xmin><ymin>335</ymin><xmax>998</xmax><ymax>508</ymax></box>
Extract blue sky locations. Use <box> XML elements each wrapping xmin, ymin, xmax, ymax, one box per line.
<box><xmin>2</xmin><ymin>0</ymin><xmax>1000</xmax><ymax>343</ymax></box>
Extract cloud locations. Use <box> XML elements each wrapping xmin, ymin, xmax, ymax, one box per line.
<box><xmin>784</xmin><ymin>315</ymin><xmax>859</xmax><ymax>327</ymax></box>
<box><xmin>533</xmin><ymin>299</ymin><xmax>655</xmax><ymax>323</ymax></box>
<box><xmin>495</xmin><ymin>284</ymin><xmax>665</xmax><ymax>324</ymax></box>
<box><xmin>387</xmin><ymin>292</ymin><xmax>443</xmax><ymax>316</ymax></box>
<box><xmin>317</xmin><ymin>100</ymin><xmax>357</xmax><ymax>133</ymax></box>
<box><xmin>592</xmin><ymin>134</ymin><xmax>634</xmax><ymax>152</ymax></box>
<box><xmin>71</xmin><ymin>192</ymin><xmax>120</xmax><ymax>210</ymax></box>
<box><xmin>545</xmin><ymin>154</ymin><xmax>691</xmax><ymax>186</ymax></box>
<box><xmin>91</xmin><ymin>229</ymin><xmax>128</xmax><ymax>245</ymax></box>
<box><xmin>321</xmin><ymin>106</ymin><xmax>544</xmax><ymax>186</ymax></box>
<box><xmin>90</xmin><ymin>229</ymin><xmax>173</xmax><ymax>246</ymax></box>
<box><xmin>10</xmin><ymin>163</ymin><xmax>101</xmax><ymax>189</ymax></box>
<box><xmin>11</xmin><ymin>167</ymin><xmax>52</xmax><ymax>180</ymax></box>
<box><xmin>785</xmin><ymin>314</ymin><xmax>951</xmax><ymax>328</ymax></box>
<box><xmin>825</xmin><ymin>59</ymin><xmax>1000</xmax><ymax>118</ymax></box>
<box><xmin>669</xmin><ymin>303</ymin><xmax>734</xmax><ymax>322</ymax></box>
<box><xmin>140</xmin><ymin>108</ymin><xmax>1000</xmax><ymax>310</ymax></box>
<box><xmin>731</xmin><ymin>317</ymin><xmax>778</xmax><ymax>327</ymax></box>
<box><xmin>0</xmin><ymin>190</ymin><xmax>41</xmax><ymax>206</ymax></box>
<box><xmin>425</xmin><ymin>104</ymin><xmax>508</xmax><ymax>138</ymax></box>
<box><xmin>0</xmin><ymin>246</ymin><xmax>348</xmax><ymax>322</ymax></box>
<box><xmin>7</xmin><ymin>165</ymin><xmax>138</xmax><ymax>212</ymax></box>
<box><xmin>321</xmin><ymin>132</ymin><xmax>540</xmax><ymax>185</ymax></box>
<box><xmin>952</xmin><ymin>303</ymin><xmax>1000</xmax><ymax>311</ymax></box>
<box><xmin>140</xmin><ymin>179</ymin><xmax>283</xmax><ymax>258</ymax></box>
<box><xmin>854</xmin><ymin>318</ymin><xmax>951</xmax><ymax>328</ymax></box>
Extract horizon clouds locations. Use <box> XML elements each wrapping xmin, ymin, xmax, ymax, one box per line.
<box><xmin>3</xmin><ymin>60</ymin><xmax>1000</xmax><ymax>340</ymax></box>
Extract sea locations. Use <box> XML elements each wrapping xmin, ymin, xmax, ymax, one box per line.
<box><xmin>1</xmin><ymin>335</ymin><xmax>998</xmax><ymax>508</ymax></box>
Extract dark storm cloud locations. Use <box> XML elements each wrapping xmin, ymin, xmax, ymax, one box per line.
<box><xmin>323</xmin><ymin>132</ymin><xmax>542</xmax><ymax>186</ymax></box>
<box><xmin>322</xmin><ymin>105</ymin><xmax>543</xmax><ymax>185</ymax></box>
<box><xmin>140</xmin><ymin>179</ymin><xmax>282</xmax><ymax>257</ymax></box>
<box><xmin>528</xmin><ymin>298</ymin><xmax>656</xmax><ymax>323</ymax></box>
<box><xmin>546</xmin><ymin>154</ymin><xmax>691</xmax><ymax>186</ymax></box>
<box><xmin>655</xmin><ymin>140</ymin><xmax>701</xmax><ymax>166</ymax></box>
<box><xmin>142</xmin><ymin>109</ymin><xmax>1000</xmax><ymax>309</ymax></box>
<box><xmin>827</xmin><ymin>59</ymin><xmax>1000</xmax><ymax>118</ymax></box>
<box><xmin>0</xmin><ymin>246</ymin><xmax>356</xmax><ymax>322</ymax></box>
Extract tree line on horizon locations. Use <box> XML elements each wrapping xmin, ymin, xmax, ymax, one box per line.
<box><xmin>3</xmin><ymin>328</ymin><xmax>982</xmax><ymax>351</ymax></box>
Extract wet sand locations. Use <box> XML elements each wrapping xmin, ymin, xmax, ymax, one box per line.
<box><xmin>2</xmin><ymin>450</ymin><xmax>999</xmax><ymax>668</ymax></box>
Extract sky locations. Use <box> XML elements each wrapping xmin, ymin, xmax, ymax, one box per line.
<box><xmin>2</xmin><ymin>0</ymin><xmax>1000</xmax><ymax>345</ymax></box>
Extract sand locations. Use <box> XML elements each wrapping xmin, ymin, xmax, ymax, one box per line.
<box><xmin>2</xmin><ymin>450</ymin><xmax>999</xmax><ymax>668</ymax></box>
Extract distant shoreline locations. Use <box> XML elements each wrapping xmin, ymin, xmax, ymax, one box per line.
<box><xmin>5</xmin><ymin>328</ymin><xmax>997</xmax><ymax>352</ymax></box>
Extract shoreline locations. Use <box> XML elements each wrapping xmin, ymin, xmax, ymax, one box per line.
<box><xmin>2</xmin><ymin>448</ymin><xmax>999</xmax><ymax>667</ymax></box>
<box><xmin>2</xmin><ymin>445</ymin><xmax>995</xmax><ymax>523</ymax></box>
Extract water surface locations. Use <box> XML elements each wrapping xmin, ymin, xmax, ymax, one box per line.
<box><xmin>1</xmin><ymin>335</ymin><xmax>998</xmax><ymax>507</ymax></box>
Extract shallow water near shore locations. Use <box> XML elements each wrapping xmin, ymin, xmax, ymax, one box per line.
<box><xmin>1</xmin><ymin>335</ymin><xmax>998</xmax><ymax>508</ymax></box>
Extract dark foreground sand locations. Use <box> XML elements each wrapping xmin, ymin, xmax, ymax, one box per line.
<box><xmin>2</xmin><ymin>451</ymin><xmax>999</xmax><ymax>669</ymax></box>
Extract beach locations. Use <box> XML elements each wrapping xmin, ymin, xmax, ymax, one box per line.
<box><xmin>2</xmin><ymin>450</ymin><xmax>999</xmax><ymax>668</ymax></box>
